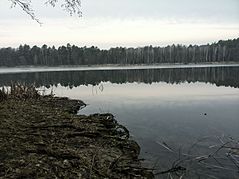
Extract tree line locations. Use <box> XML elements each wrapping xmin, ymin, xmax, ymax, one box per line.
<box><xmin>0</xmin><ymin>38</ymin><xmax>238</xmax><ymax>67</ymax></box>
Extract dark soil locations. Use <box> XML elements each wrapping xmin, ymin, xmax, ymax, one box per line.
<box><xmin>0</xmin><ymin>95</ymin><xmax>153</xmax><ymax>178</ymax></box>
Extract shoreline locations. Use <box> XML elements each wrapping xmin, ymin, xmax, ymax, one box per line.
<box><xmin>0</xmin><ymin>62</ymin><xmax>239</xmax><ymax>74</ymax></box>
<box><xmin>0</xmin><ymin>89</ymin><xmax>153</xmax><ymax>178</ymax></box>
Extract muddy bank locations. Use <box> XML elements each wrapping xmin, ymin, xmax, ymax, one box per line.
<box><xmin>0</xmin><ymin>92</ymin><xmax>153</xmax><ymax>178</ymax></box>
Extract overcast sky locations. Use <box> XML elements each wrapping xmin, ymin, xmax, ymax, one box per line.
<box><xmin>0</xmin><ymin>0</ymin><xmax>238</xmax><ymax>48</ymax></box>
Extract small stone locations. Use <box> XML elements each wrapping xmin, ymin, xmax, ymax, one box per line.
<box><xmin>63</xmin><ymin>159</ymin><xmax>70</xmax><ymax>166</ymax></box>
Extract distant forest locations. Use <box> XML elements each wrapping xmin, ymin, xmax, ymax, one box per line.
<box><xmin>0</xmin><ymin>38</ymin><xmax>239</xmax><ymax>67</ymax></box>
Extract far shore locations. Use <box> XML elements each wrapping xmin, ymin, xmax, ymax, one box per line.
<box><xmin>0</xmin><ymin>61</ymin><xmax>239</xmax><ymax>74</ymax></box>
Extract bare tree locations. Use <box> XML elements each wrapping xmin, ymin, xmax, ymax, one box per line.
<box><xmin>9</xmin><ymin>0</ymin><xmax>82</xmax><ymax>24</ymax></box>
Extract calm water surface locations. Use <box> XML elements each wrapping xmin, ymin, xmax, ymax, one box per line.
<box><xmin>1</xmin><ymin>66</ymin><xmax>239</xmax><ymax>178</ymax></box>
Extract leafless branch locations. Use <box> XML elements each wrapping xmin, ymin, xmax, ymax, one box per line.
<box><xmin>9</xmin><ymin>0</ymin><xmax>82</xmax><ymax>24</ymax></box>
<box><xmin>154</xmin><ymin>136</ymin><xmax>239</xmax><ymax>178</ymax></box>
<box><xmin>10</xmin><ymin>0</ymin><xmax>42</xmax><ymax>24</ymax></box>
<box><xmin>45</xmin><ymin>0</ymin><xmax>82</xmax><ymax>16</ymax></box>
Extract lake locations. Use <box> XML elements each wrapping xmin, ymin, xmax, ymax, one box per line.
<box><xmin>1</xmin><ymin>65</ymin><xmax>239</xmax><ymax>178</ymax></box>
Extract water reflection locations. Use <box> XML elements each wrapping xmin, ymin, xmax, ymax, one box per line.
<box><xmin>0</xmin><ymin>66</ymin><xmax>238</xmax><ymax>88</ymax></box>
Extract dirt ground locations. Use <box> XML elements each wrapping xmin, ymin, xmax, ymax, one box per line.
<box><xmin>0</xmin><ymin>93</ymin><xmax>153</xmax><ymax>178</ymax></box>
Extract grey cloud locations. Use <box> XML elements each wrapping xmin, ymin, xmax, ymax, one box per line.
<box><xmin>83</xmin><ymin>0</ymin><xmax>239</xmax><ymax>23</ymax></box>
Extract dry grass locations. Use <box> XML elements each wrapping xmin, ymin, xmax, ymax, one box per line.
<box><xmin>10</xmin><ymin>83</ymin><xmax>40</xmax><ymax>99</ymax></box>
<box><xmin>0</xmin><ymin>88</ymin><xmax>7</xmax><ymax>102</ymax></box>
<box><xmin>0</xmin><ymin>83</ymin><xmax>40</xmax><ymax>101</ymax></box>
